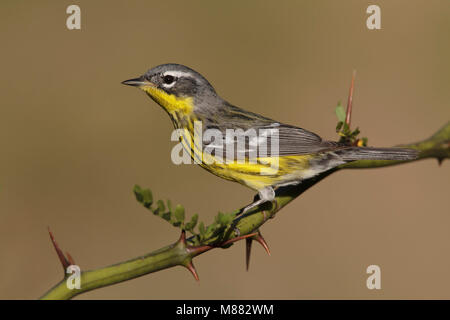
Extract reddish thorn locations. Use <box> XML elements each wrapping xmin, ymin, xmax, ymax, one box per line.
<box><xmin>187</xmin><ymin>232</ymin><xmax>259</xmax><ymax>256</ymax></box>
<box><xmin>246</xmin><ymin>238</ymin><xmax>253</xmax><ymax>271</ymax></box>
<box><xmin>345</xmin><ymin>70</ymin><xmax>356</xmax><ymax>128</ymax></box>
<box><xmin>255</xmin><ymin>231</ymin><xmax>271</xmax><ymax>256</ymax></box>
<box><xmin>187</xmin><ymin>245</ymin><xmax>213</xmax><ymax>255</ymax></box>
<box><xmin>178</xmin><ymin>230</ymin><xmax>186</xmax><ymax>245</ymax></box>
<box><xmin>48</xmin><ymin>227</ymin><xmax>70</xmax><ymax>271</ymax></box>
<box><xmin>221</xmin><ymin>232</ymin><xmax>258</xmax><ymax>247</ymax></box>
<box><xmin>66</xmin><ymin>252</ymin><xmax>75</xmax><ymax>265</ymax></box>
<box><xmin>185</xmin><ymin>261</ymin><xmax>199</xmax><ymax>281</ymax></box>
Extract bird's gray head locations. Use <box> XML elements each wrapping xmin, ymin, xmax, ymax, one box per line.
<box><xmin>122</xmin><ymin>63</ymin><xmax>217</xmax><ymax>100</ymax></box>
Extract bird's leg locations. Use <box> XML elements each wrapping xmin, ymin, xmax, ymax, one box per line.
<box><xmin>234</xmin><ymin>187</ymin><xmax>277</xmax><ymax>238</ymax></box>
<box><xmin>239</xmin><ymin>186</ymin><xmax>277</xmax><ymax>217</ymax></box>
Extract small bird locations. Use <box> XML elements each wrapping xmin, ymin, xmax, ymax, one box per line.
<box><xmin>122</xmin><ymin>64</ymin><xmax>418</xmax><ymax>214</ymax></box>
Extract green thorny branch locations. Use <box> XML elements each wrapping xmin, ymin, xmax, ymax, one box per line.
<box><xmin>41</xmin><ymin>74</ymin><xmax>450</xmax><ymax>299</ymax></box>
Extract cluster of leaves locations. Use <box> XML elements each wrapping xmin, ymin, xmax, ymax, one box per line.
<box><xmin>133</xmin><ymin>185</ymin><xmax>237</xmax><ymax>246</ymax></box>
<box><xmin>335</xmin><ymin>102</ymin><xmax>368</xmax><ymax>146</ymax></box>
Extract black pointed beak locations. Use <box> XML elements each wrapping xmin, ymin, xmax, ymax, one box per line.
<box><xmin>121</xmin><ymin>76</ymin><xmax>146</xmax><ymax>87</ymax></box>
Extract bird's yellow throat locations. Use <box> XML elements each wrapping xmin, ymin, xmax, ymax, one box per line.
<box><xmin>140</xmin><ymin>86</ymin><xmax>194</xmax><ymax>117</ymax></box>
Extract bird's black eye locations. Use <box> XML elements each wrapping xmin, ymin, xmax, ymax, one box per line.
<box><xmin>163</xmin><ymin>75</ymin><xmax>176</xmax><ymax>84</ymax></box>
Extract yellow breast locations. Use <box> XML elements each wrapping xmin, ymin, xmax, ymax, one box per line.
<box><xmin>142</xmin><ymin>87</ymin><xmax>314</xmax><ymax>191</ymax></box>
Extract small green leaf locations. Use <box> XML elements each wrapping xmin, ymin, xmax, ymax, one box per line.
<box><xmin>173</xmin><ymin>205</ymin><xmax>185</xmax><ymax>223</ymax></box>
<box><xmin>342</xmin><ymin>122</ymin><xmax>350</xmax><ymax>134</ymax></box>
<box><xmin>153</xmin><ymin>200</ymin><xmax>170</xmax><ymax>215</ymax></box>
<box><xmin>215</xmin><ymin>212</ymin><xmax>224</xmax><ymax>224</ymax></box>
<box><xmin>133</xmin><ymin>185</ymin><xmax>153</xmax><ymax>208</ymax></box>
<box><xmin>207</xmin><ymin>222</ymin><xmax>219</xmax><ymax>235</ymax></box>
<box><xmin>172</xmin><ymin>221</ymin><xmax>182</xmax><ymax>227</ymax></box>
<box><xmin>185</xmin><ymin>214</ymin><xmax>198</xmax><ymax>231</ymax></box>
<box><xmin>157</xmin><ymin>200</ymin><xmax>165</xmax><ymax>212</ymax></box>
<box><xmin>223</xmin><ymin>213</ymin><xmax>234</xmax><ymax>225</ymax></box>
<box><xmin>142</xmin><ymin>190</ymin><xmax>153</xmax><ymax>208</ymax></box>
<box><xmin>199</xmin><ymin>222</ymin><xmax>206</xmax><ymax>235</ymax></box>
<box><xmin>161</xmin><ymin>211</ymin><xmax>171</xmax><ymax>221</ymax></box>
<box><xmin>335</xmin><ymin>103</ymin><xmax>346</xmax><ymax>123</ymax></box>
<box><xmin>133</xmin><ymin>185</ymin><xmax>143</xmax><ymax>202</ymax></box>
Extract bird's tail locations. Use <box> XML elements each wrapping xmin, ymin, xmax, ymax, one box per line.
<box><xmin>335</xmin><ymin>146</ymin><xmax>419</xmax><ymax>161</ymax></box>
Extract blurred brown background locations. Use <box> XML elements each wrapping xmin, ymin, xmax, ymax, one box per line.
<box><xmin>0</xmin><ymin>0</ymin><xmax>449</xmax><ymax>299</ymax></box>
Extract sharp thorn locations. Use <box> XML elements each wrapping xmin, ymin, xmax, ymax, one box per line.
<box><xmin>255</xmin><ymin>231</ymin><xmax>271</xmax><ymax>256</ymax></box>
<box><xmin>187</xmin><ymin>232</ymin><xmax>259</xmax><ymax>259</ymax></box>
<box><xmin>66</xmin><ymin>252</ymin><xmax>75</xmax><ymax>265</ymax></box>
<box><xmin>345</xmin><ymin>70</ymin><xmax>356</xmax><ymax>128</ymax></box>
<box><xmin>178</xmin><ymin>229</ymin><xmax>186</xmax><ymax>245</ymax></box>
<box><xmin>185</xmin><ymin>260</ymin><xmax>199</xmax><ymax>282</ymax></box>
<box><xmin>48</xmin><ymin>227</ymin><xmax>70</xmax><ymax>271</ymax></box>
<box><xmin>186</xmin><ymin>244</ymin><xmax>213</xmax><ymax>255</ymax></box>
<box><xmin>246</xmin><ymin>238</ymin><xmax>253</xmax><ymax>271</ymax></box>
<box><xmin>221</xmin><ymin>232</ymin><xmax>258</xmax><ymax>247</ymax></box>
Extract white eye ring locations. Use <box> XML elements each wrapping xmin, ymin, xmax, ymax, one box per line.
<box><xmin>163</xmin><ymin>75</ymin><xmax>175</xmax><ymax>84</ymax></box>
<box><xmin>161</xmin><ymin>71</ymin><xmax>194</xmax><ymax>89</ymax></box>
<box><xmin>161</xmin><ymin>74</ymin><xmax>177</xmax><ymax>88</ymax></box>
<box><xmin>162</xmin><ymin>82</ymin><xmax>176</xmax><ymax>88</ymax></box>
